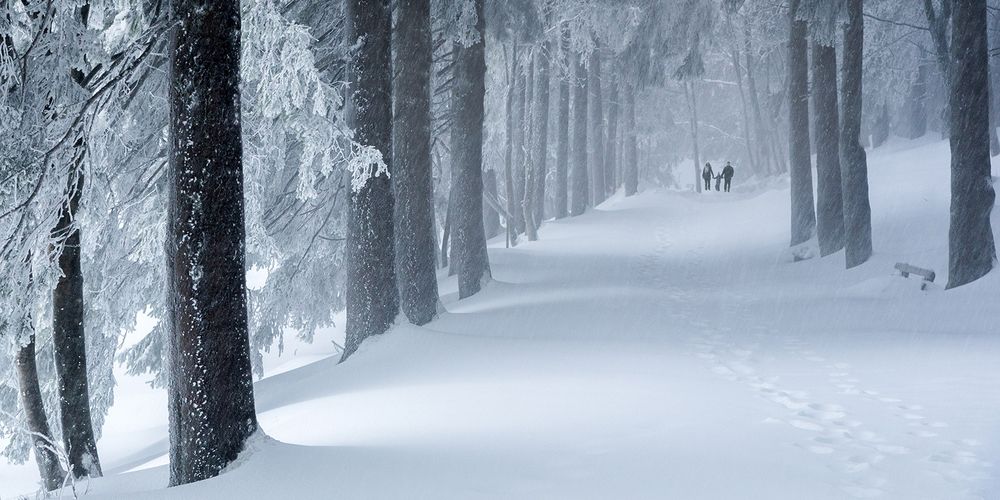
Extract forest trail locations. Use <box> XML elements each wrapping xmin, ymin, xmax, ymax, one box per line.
<box><xmin>4</xmin><ymin>138</ymin><xmax>1000</xmax><ymax>499</ymax></box>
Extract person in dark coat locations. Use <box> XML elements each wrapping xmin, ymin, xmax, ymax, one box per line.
<box><xmin>721</xmin><ymin>161</ymin><xmax>735</xmax><ymax>192</ymax></box>
<box><xmin>701</xmin><ymin>162</ymin><xmax>714</xmax><ymax>192</ymax></box>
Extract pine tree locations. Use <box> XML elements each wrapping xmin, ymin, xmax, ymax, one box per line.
<box><xmin>393</xmin><ymin>0</ymin><xmax>438</xmax><ymax>325</ymax></box>
<box><xmin>166</xmin><ymin>0</ymin><xmax>258</xmax><ymax>484</ymax></box>
<box><xmin>840</xmin><ymin>0</ymin><xmax>872</xmax><ymax>268</ymax></box>
<box><xmin>788</xmin><ymin>0</ymin><xmax>816</xmax><ymax>247</ymax></box>
<box><xmin>947</xmin><ymin>0</ymin><xmax>996</xmax><ymax>288</ymax></box>
<box><xmin>450</xmin><ymin>0</ymin><xmax>491</xmax><ymax>298</ymax></box>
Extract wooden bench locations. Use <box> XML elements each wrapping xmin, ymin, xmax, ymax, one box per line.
<box><xmin>895</xmin><ymin>263</ymin><xmax>936</xmax><ymax>283</ymax></box>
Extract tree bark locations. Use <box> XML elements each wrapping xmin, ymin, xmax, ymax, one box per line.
<box><xmin>812</xmin><ymin>42</ymin><xmax>845</xmax><ymax>257</ymax></box>
<box><xmin>392</xmin><ymin>0</ymin><xmax>438</xmax><ymax>326</ymax></box>
<box><xmin>947</xmin><ymin>0</ymin><xmax>996</xmax><ymax>288</ymax></box>
<box><xmin>905</xmin><ymin>56</ymin><xmax>929</xmax><ymax>139</ymax></box>
<box><xmin>504</xmin><ymin>43</ymin><xmax>520</xmax><ymax>242</ymax></box>
<box><xmin>450</xmin><ymin>0</ymin><xmax>491</xmax><ymax>298</ymax></box>
<box><xmin>523</xmin><ymin>55</ymin><xmax>538</xmax><ymax>240</ymax></box>
<box><xmin>788</xmin><ymin>0</ymin><xmax>816</xmax><ymax>247</ymax></box>
<box><xmin>554</xmin><ymin>23</ymin><xmax>570</xmax><ymax>219</ymax></box>
<box><xmin>570</xmin><ymin>52</ymin><xmax>589</xmax><ymax>216</ymax></box>
<box><xmin>15</xmin><ymin>332</ymin><xmax>65</xmax><ymax>490</ymax></box>
<box><xmin>51</xmin><ymin>144</ymin><xmax>101</xmax><ymax>479</ymax></box>
<box><xmin>604</xmin><ymin>75</ymin><xmax>619</xmax><ymax>195</ymax></box>
<box><xmin>532</xmin><ymin>37</ymin><xmax>551</xmax><ymax>226</ymax></box>
<box><xmin>166</xmin><ymin>0</ymin><xmax>258</xmax><ymax>484</ymax></box>
<box><xmin>624</xmin><ymin>84</ymin><xmax>638</xmax><ymax>196</ymax></box>
<box><xmin>684</xmin><ymin>81</ymin><xmax>701</xmax><ymax>193</ymax></box>
<box><xmin>840</xmin><ymin>0</ymin><xmax>873</xmax><ymax>269</ymax></box>
<box><xmin>341</xmin><ymin>0</ymin><xmax>398</xmax><ymax>359</ymax></box>
<box><xmin>589</xmin><ymin>47</ymin><xmax>606</xmax><ymax>205</ymax></box>
<box><xmin>512</xmin><ymin>61</ymin><xmax>527</xmax><ymax>233</ymax></box>
<box><xmin>483</xmin><ymin>169</ymin><xmax>501</xmax><ymax>238</ymax></box>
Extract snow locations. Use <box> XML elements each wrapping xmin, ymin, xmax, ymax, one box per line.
<box><xmin>2</xmin><ymin>136</ymin><xmax>999</xmax><ymax>499</ymax></box>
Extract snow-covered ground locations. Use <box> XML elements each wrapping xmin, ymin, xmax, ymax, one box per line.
<box><xmin>2</xmin><ymin>136</ymin><xmax>999</xmax><ymax>499</ymax></box>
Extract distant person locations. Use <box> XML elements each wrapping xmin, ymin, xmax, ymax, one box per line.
<box><xmin>702</xmin><ymin>162</ymin><xmax>714</xmax><ymax>192</ymax></box>
<box><xmin>714</xmin><ymin>173</ymin><xmax>722</xmax><ymax>191</ymax></box>
<box><xmin>722</xmin><ymin>161</ymin><xmax>735</xmax><ymax>192</ymax></box>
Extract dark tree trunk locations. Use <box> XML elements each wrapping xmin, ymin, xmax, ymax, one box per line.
<box><xmin>504</xmin><ymin>43</ymin><xmax>520</xmax><ymax>243</ymax></box>
<box><xmin>554</xmin><ymin>23</ymin><xmax>570</xmax><ymax>219</ymax></box>
<box><xmin>483</xmin><ymin>169</ymin><xmax>501</xmax><ymax>238</ymax></box>
<box><xmin>15</xmin><ymin>333</ymin><xmax>65</xmax><ymax>490</ymax></box>
<box><xmin>570</xmin><ymin>52</ymin><xmax>589</xmax><ymax>216</ymax></box>
<box><xmin>624</xmin><ymin>83</ymin><xmax>638</xmax><ymax>196</ymax></box>
<box><xmin>947</xmin><ymin>0</ymin><xmax>996</xmax><ymax>288</ymax></box>
<box><xmin>450</xmin><ymin>0</ymin><xmax>491</xmax><ymax>298</ymax></box>
<box><xmin>589</xmin><ymin>47</ymin><xmax>606</xmax><ymax>205</ymax></box>
<box><xmin>788</xmin><ymin>0</ymin><xmax>816</xmax><ymax>247</ymax></box>
<box><xmin>512</xmin><ymin>63</ymin><xmax>527</xmax><ymax>233</ymax></box>
<box><xmin>605</xmin><ymin>76</ymin><xmax>619</xmax><ymax>195</ymax></box>
<box><xmin>840</xmin><ymin>0</ymin><xmax>873</xmax><ymax>269</ymax></box>
<box><xmin>51</xmin><ymin>146</ymin><xmax>101</xmax><ymax>479</ymax></box>
<box><xmin>906</xmin><ymin>57</ymin><xmax>929</xmax><ymax>139</ymax></box>
<box><xmin>392</xmin><ymin>0</ymin><xmax>438</xmax><ymax>326</ymax></box>
<box><xmin>923</xmin><ymin>0</ymin><xmax>952</xmax><ymax>138</ymax></box>
<box><xmin>532</xmin><ymin>37</ymin><xmax>551</xmax><ymax>226</ymax></box>
<box><xmin>341</xmin><ymin>0</ymin><xmax>398</xmax><ymax>359</ymax></box>
<box><xmin>684</xmin><ymin>81</ymin><xmax>701</xmax><ymax>193</ymax></box>
<box><xmin>873</xmin><ymin>102</ymin><xmax>891</xmax><ymax>148</ymax></box>
<box><xmin>440</xmin><ymin>196</ymin><xmax>451</xmax><ymax>267</ymax></box>
<box><xmin>166</xmin><ymin>0</ymin><xmax>258</xmax><ymax>484</ymax></box>
<box><xmin>731</xmin><ymin>38</ymin><xmax>759</xmax><ymax>176</ymax></box>
<box><xmin>812</xmin><ymin>42</ymin><xmax>845</xmax><ymax>256</ymax></box>
<box><xmin>523</xmin><ymin>56</ymin><xmax>538</xmax><ymax>240</ymax></box>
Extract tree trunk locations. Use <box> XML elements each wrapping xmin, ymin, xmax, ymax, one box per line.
<box><xmin>51</xmin><ymin>145</ymin><xmax>101</xmax><ymax>479</ymax></box>
<box><xmin>840</xmin><ymin>0</ymin><xmax>873</xmax><ymax>269</ymax></box>
<box><xmin>341</xmin><ymin>0</ymin><xmax>398</xmax><ymax>359</ymax></box>
<box><xmin>512</xmin><ymin>61</ymin><xmax>527</xmax><ymax>233</ymax></box>
<box><xmin>731</xmin><ymin>37</ymin><xmax>759</xmax><ymax>176</ymax></box>
<box><xmin>523</xmin><ymin>55</ymin><xmax>538</xmax><ymax>240</ymax></box>
<box><xmin>166</xmin><ymin>0</ymin><xmax>258</xmax><ymax>484</ymax></box>
<box><xmin>684</xmin><ymin>81</ymin><xmax>701</xmax><ymax>193</ymax></box>
<box><xmin>605</xmin><ymin>76</ymin><xmax>619</xmax><ymax>195</ymax></box>
<box><xmin>589</xmin><ymin>47</ymin><xmax>606</xmax><ymax>205</ymax></box>
<box><xmin>947</xmin><ymin>0</ymin><xmax>996</xmax><ymax>288</ymax></box>
<box><xmin>504</xmin><ymin>43</ymin><xmax>520</xmax><ymax>242</ymax></box>
<box><xmin>532</xmin><ymin>37</ymin><xmax>551</xmax><ymax>226</ymax></box>
<box><xmin>554</xmin><ymin>24</ymin><xmax>570</xmax><ymax>219</ymax></box>
<box><xmin>905</xmin><ymin>57</ymin><xmax>929</xmax><ymax>139</ymax></box>
<box><xmin>570</xmin><ymin>52</ymin><xmax>589</xmax><ymax>216</ymax></box>
<box><xmin>450</xmin><ymin>0</ymin><xmax>491</xmax><ymax>298</ymax></box>
<box><xmin>392</xmin><ymin>0</ymin><xmax>438</xmax><ymax>326</ymax></box>
<box><xmin>812</xmin><ymin>42</ymin><xmax>845</xmax><ymax>256</ymax></box>
<box><xmin>483</xmin><ymin>169</ymin><xmax>501</xmax><ymax>238</ymax></box>
<box><xmin>624</xmin><ymin>83</ymin><xmax>638</xmax><ymax>196</ymax></box>
<box><xmin>15</xmin><ymin>333</ymin><xmax>65</xmax><ymax>490</ymax></box>
<box><xmin>788</xmin><ymin>0</ymin><xmax>816</xmax><ymax>247</ymax></box>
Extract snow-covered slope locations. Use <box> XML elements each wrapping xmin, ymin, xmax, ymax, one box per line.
<box><xmin>2</xmin><ymin>137</ymin><xmax>999</xmax><ymax>499</ymax></box>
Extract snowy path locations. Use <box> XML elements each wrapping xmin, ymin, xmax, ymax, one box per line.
<box><xmin>2</xmin><ymin>138</ymin><xmax>999</xmax><ymax>499</ymax></box>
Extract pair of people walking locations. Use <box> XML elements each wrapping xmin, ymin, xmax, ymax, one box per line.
<box><xmin>701</xmin><ymin>162</ymin><xmax>735</xmax><ymax>193</ymax></box>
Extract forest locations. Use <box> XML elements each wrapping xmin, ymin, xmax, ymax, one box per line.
<box><xmin>0</xmin><ymin>0</ymin><xmax>998</xmax><ymax>498</ymax></box>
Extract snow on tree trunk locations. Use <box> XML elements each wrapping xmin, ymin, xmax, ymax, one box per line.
<box><xmin>947</xmin><ymin>0</ymin><xmax>997</xmax><ymax>289</ymax></box>
<box><xmin>589</xmin><ymin>47</ymin><xmax>606</xmax><ymax>205</ymax></box>
<box><xmin>839</xmin><ymin>0</ymin><xmax>873</xmax><ymax>269</ymax></box>
<box><xmin>554</xmin><ymin>24</ymin><xmax>571</xmax><ymax>219</ymax></box>
<box><xmin>532</xmin><ymin>37</ymin><xmax>551</xmax><ymax>227</ymax></box>
<box><xmin>523</xmin><ymin>56</ymin><xmax>538</xmax><ymax>241</ymax></box>
<box><xmin>342</xmin><ymin>0</ymin><xmax>399</xmax><ymax>358</ymax></box>
<box><xmin>571</xmin><ymin>52</ymin><xmax>589</xmax><ymax>216</ymax></box>
<box><xmin>811</xmin><ymin>42</ymin><xmax>844</xmax><ymax>257</ymax></box>
<box><xmin>166</xmin><ymin>0</ymin><xmax>258</xmax><ymax>484</ymax></box>
<box><xmin>788</xmin><ymin>0</ymin><xmax>816</xmax><ymax>247</ymax></box>
<box><xmin>15</xmin><ymin>333</ymin><xmax>65</xmax><ymax>490</ymax></box>
<box><xmin>605</xmin><ymin>75</ymin><xmax>620</xmax><ymax>196</ymax></box>
<box><xmin>450</xmin><ymin>0</ymin><xmax>491</xmax><ymax>298</ymax></box>
<box><xmin>512</xmin><ymin>63</ymin><xmax>527</xmax><ymax>233</ymax></box>
<box><xmin>392</xmin><ymin>0</ymin><xmax>438</xmax><ymax>326</ymax></box>
<box><xmin>51</xmin><ymin>148</ymin><xmax>102</xmax><ymax>479</ymax></box>
<box><xmin>624</xmin><ymin>84</ymin><xmax>638</xmax><ymax>197</ymax></box>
